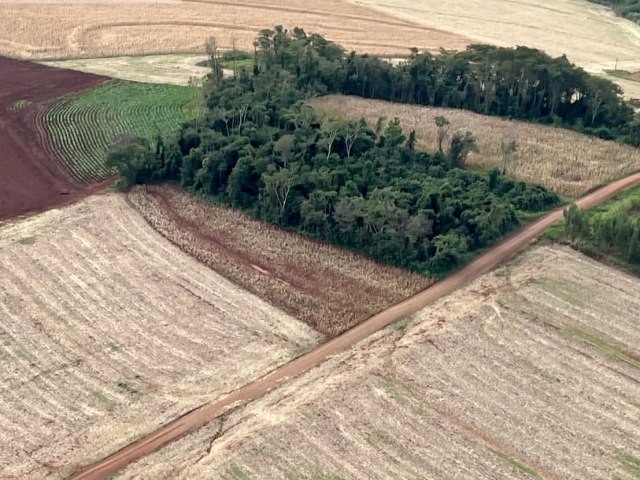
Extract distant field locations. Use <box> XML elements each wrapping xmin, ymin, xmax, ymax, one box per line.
<box><xmin>41</xmin><ymin>81</ymin><xmax>198</xmax><ymax>183</ymax></box>
<box><xmin>312</xmin><ymin>95</ymin><xmax>640</xmax><ymax>197</ymax></box>
<box><xmin>0</xmin><ymin>0</ymin><xmax>468</xmax><ymax>60</ymax></box>
<box><xmin>119</xmin><ymin>245</ymin><xmax>640</xmax><ymax>480</ymax></box>
<box><xmin>42</xmin><ymin>54</ymin><xmax>210</xmax><ymax>86</ymax></box>
<box><xmin>0</xmin><ymin>194</ymin><xmax>320</xmax><ymax>479</ymax></box>
<box><xmin>348</xmin><ymin>0</ymin><xmax>640</xmax><ymax>97</ymax></box>
<box><xmin>128</xmin><ymin>185</ymin><xmax>432</xmax><ymax>336</ymax></box>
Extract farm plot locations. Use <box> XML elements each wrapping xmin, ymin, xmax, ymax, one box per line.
<box><xmin>41</xmin><ymin>81</ymin><xmax>198</xmax><ymax>183</ymax></box>
<box><xmin>127</xmin><ymin>185</ymin><xmax>432</xmax><ymax>336</ymax></box>
<box><xmin>41</xmin><ymin>54</ymin><xmax>210</xmax><ymax>86</ymax></box>
<box><xmin>311</xmin><ymin>95</ymin><xmax>640</xmax><ymax>197</ymax></box>
<box><xmin>0</xmin><ymin>193</ymin><xmax>320</xmax><ymax>479</ymax></box>
<box><xmin>348</xmin><ymin>0</ymin><xmax>640</xmax><ymax>97</ymax></box>
<box><xmin>0</xmin><ymin>0</ymin><xmax>468</xmax><ymax>60</ymax></box>
<box><xmin>119</xmin><ymin>245</ymin><xmax>640</xmax><ymax>480</ymax></box>
<box><xmin>0</xmin><ymin>56</ymin><xmax>106</xmax><ymax>223</ymax></box>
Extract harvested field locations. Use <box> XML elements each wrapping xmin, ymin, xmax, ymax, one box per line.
<box><xmin>119</xmin><ymin>245</ymin><xmax>640</xmax><ymax>480</ymax></box>
<box><xmin>311</xmin><ymin>95</ymin><xmax>640</xmax><ymax>197</ymax></box>
<box><xmin>127</xmin><ymin>185</ymin><xmax>432</xmax><ymax>336</ymax></box>
<box><xmin>0</xmin><ymin>56</ymin><xmax>106</xmax><ymax>222</ymax></box>
<box><xmin>349</xmin><ymin>0</ymin><xmax>640</xmax><ymax>96</ymax></box>
<box><xmin>0</xmin><ymin>0</ymin><xmax>468</xmax><ymax>60</ymax></box>
<box><xmin>0</xmin><ymin>193</ymin><xmax>320</xmax><ymax>479</ymax></box>
<box><xmin>42</xmin><ymin>54</ymin><xmax>210</xmax><ymax>86</ymax></box>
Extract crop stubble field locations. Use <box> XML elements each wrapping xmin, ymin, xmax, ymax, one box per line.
<box><xmin>312</xmin><ymin>95</ymin><xmax>640</xmax><ymax>197</ymax></box>
<box><xmin>0</xmin><ymin>0</ymin><xmax>468</xmax><ymax>60</ymax></box>
<box><xmin>128</xmin><ymin>185</ymin><xmax>432</xmax><ymax>336</ymax></box>
<box><xmin>119</xmin><ymin>245</ymin><xmax>640</xmax><ymax>480</ymax></box>
<box><xmin>0</xmin><ymin>194</ymin><xmax>320</xmax><ymax>479</ymax></box>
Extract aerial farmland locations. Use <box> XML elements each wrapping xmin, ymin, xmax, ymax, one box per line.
<box><xmin>1</xmin><ymin>1</ymin><xmax>639</xmax><ymax>479</ymax></box>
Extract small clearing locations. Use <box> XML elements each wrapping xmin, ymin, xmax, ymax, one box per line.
<box><xmin>127</xmin><ymin>185</ymin><xmax>433</xmax><ymax>336</ymax></box>
<box><xmin>119</xmin><ymin>245</ymin><xmax>640</xmax><ymax>480</ymax></box>
<box><xmin>312</xmin><ymin>95</ymin><xmax>640</xmax><ymax>197</ymax></box>
<box><xmin>0</xmin><ymin>193</ymin><xmax>320</xmax><ymax>479</ymax></box>
<box><xmin>42</xmin><ymin>54</ymin><xmax>210</xmax><ymax>86</ymax></box>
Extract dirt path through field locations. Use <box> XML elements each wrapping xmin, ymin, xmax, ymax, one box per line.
<box><xmin>71</xmin><ymin>172</ymin><xmax>640</xmax><ymax>480</ymax></box>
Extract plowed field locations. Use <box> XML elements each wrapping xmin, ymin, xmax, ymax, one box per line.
<box><xmin>0</xmin><ymin>193</ymin><xmax>320</xmax><ymax>479</ymax></box>
<box><xmin>119</xmin><ymin>246</ymin><xmax>640</xmax><ymax>480</ymax></box>
<box><xmin>0</xmin><ymin>56</ymin><xmax>106</xmax><ymax>222</ymax></box>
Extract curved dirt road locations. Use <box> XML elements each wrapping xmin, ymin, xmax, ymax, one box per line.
<box><xmin>71</xmin><ymin>172</ymin><xmax>640</xmax><ymax>480</ymax></box>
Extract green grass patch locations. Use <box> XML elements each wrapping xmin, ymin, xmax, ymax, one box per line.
<box><xmin>90</xmin><ymin>390</ymin><xmax>114</xmax><ymax>405</ymax></box>
<box><xmin>379</xmin><ymin>376</ymin><xmax>410</xmax><ymax>405</ymax></box>
<box><xmin>43</xmin><ymin>80</ymin><xmax>199</xmax><ymax>183</ymax></box>
<box><xmin>392</xmin><ymin>318</ymin><xmax>409</xmax><ymax>332</ymax></box>
<box><xmin>567</xmin><ymin>328</ymin><xmax>640</xmax><ymax>370</ymax></box>
<box><xmin>221</xmin><ymin>464</ymin><xmax>250</xmax><ymax>480</ymax></box>
<box><xmin>17</xmin><ymin>236</ymin><xmax>37</xmax><ymax>246</ymax></box>
<box><xmin>617</xmin><ymin>450</ymin><xmax>640</xmax><ymax>479</ymax></box>
<box><xmin>490</xmin><ymin>449</ymin><xmax>541</xmax><ymax>479</ymax></box>
<box><xmin>117</xmin><ymin>381</ymin><xmax>139</xmax><ymax>394</ymax></box>
<box><xmin>10</xmin><ymin>99</ymin><xmax>30</xmax><ymax>112</ymax></box>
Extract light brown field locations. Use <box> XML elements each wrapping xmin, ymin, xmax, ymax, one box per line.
<box><xmin>127</xmin><ymin>185</ymin><xmax>432</xmax><ymax>336</ymax></box>
<box><xmin>0</xmin><ymin>0</ymin><xmax>468</xmax><ymax>60</ymax></box>
<box><xmin>347</xmin><ymin>0</ymin><xmax>640</xmax><ymax>97</ymax></box>
<box><xmin>41</xmin><ymin>54</ymin><xmax>210</xmax><ymax>86</ymax></box>
<box><xmin>0</xmin><ymin>193</ymin><xmax>320</xmax><ymax>479</ymax></box>
<box><xmin>311</xmin><ymin>95</ymin><xmax>640</xmax><ymax>197</ymax></box>
<box><xmin>118</xmin><ymin>245</ymin><xmax>640</xmax><ymax>480</ymax></box>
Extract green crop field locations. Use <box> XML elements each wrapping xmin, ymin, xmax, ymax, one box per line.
<box><xmin>41</xmin><ymin>81</ymin><xmax>199</xmax><ymax>183</ymax></box>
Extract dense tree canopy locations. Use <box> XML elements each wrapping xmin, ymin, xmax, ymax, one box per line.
<box><xmin>110</xmin><ymin>27</ymin><xmax>565</xmax><ymax>276</ymax></box>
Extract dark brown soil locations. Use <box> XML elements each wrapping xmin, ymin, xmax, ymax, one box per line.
<box><xmin>0</xmin><ymin>56</ymin><xmax>107</xmax><ymax>223</ymax></box>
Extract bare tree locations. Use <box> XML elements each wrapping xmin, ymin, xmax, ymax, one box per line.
<box><xmin>434</xmin><ymin>115</ymin><xmax>450</xmax><ymax>153</ymax></box>
<box><xmin>205</xmin><ymin>37</ymin><xmax>223</xmax><ymax>85</ymax></box>
<box><xmin>501</xmin><ymin>135</ymin><xmax>518</xmax><ymax>175</ymax></box>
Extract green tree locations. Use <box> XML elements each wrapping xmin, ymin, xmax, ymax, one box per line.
<box><xmin>448</xmin><ymin>131</ymin><xmax>477</xmax><ymax>168</ymax></box>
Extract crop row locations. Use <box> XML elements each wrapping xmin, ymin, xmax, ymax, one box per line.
<box><xmin>41</xmin><ymin>81</ymin><xmax>198</xmax><ymax>184</ymax></box>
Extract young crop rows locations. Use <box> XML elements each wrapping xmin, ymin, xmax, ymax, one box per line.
<box><xmin>40</xmin><ymin>81</ymin><xmax>197</xmax><ymax>183</ymax></box>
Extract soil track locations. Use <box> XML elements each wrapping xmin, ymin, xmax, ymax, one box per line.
<box><xmin>0</xmin><ymin>56</ymin><xmax>106</xmax><ymax>222</ymax></box>
<box><xmin>72</xmin><ymin>171</ymin><xmax>640</xmax><ymax>480</ymax></box>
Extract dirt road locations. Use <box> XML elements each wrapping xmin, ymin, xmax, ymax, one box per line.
<box><xmin>71</xmin><ymin>171</ymin><xmax>640</xmax><ymax>480</ymax></box>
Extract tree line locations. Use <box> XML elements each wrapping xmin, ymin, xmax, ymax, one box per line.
<box><xmin>587</xmin><ymin>0</ymin><xmax>640</xmax><ymax>25</ymax></box>
<box><xmin>564</xmin><ymin>200</ymin><xmax>640</xmax><ymax>268</ymax></box>
<box><xmin>108</xmin><ymin>28</ymin><xmax>562</xmax><ymax>276</ymax></box>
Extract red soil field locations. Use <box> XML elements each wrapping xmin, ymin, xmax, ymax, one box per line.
<box><xmin>0</xmin><ymin>56</ymin><xmax>106</xmax><ymax>223</ymax></box>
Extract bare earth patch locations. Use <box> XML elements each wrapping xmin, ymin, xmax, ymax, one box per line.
<box><xmin>0</xmin><ymin>193</ymin><xmax>320</xmax><ymax>479</ymax></box>
<box><xmin>127</xmin><ymin>185</ymin><xmax>432</xmax><ymax>336</ymax></box>
<box><xmin>312</xmin><ymin>95</ymin><xmax>640</xmax><ymax>197</ymax></box>
<box><xmin>0</xmin><ymin>0</ymin><xmax>468</xmax><ymax>60</ymax></box>
<box><xmin>119</xmin><ymin>245</ymin><xmax>640</xmax><ymax>480</ymax></box>
<box><xmin>41</xmin><ymin>54</ymin><xmax>210</xmax><ymax>86</ymax></box>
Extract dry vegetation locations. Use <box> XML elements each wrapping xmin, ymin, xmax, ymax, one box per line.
<box><xmin>312</xmin><ymin>95</ymin><xmax>640</xmax><ymax>197</ymax></box>
<box><xmin>348</xmin><ymin>0</ymin><xmax>640</xmax><ymax>96</ymax></box>
<box><xmin>0</xmin><ymin>193</ymin><xmax>320</xmax><ymax>479</ymax></box>
<box><xmin>127</xmin><ymin>185</ymin><xmax>432</xmax><ymax>336</ymax></box>
<box><xmin>0</xmin><ymin>0</ymin><xmax>468</xmax><ymax>60</ymax></box>
<box><xmin>41</xmin><ymin>54</ymin><xmax>210</xmax><ymax>86</ymax></box>
<box><xmin>119</xmin><ymin>245</ymin><xmax>640</xmax><ymax>480</ymax></box>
